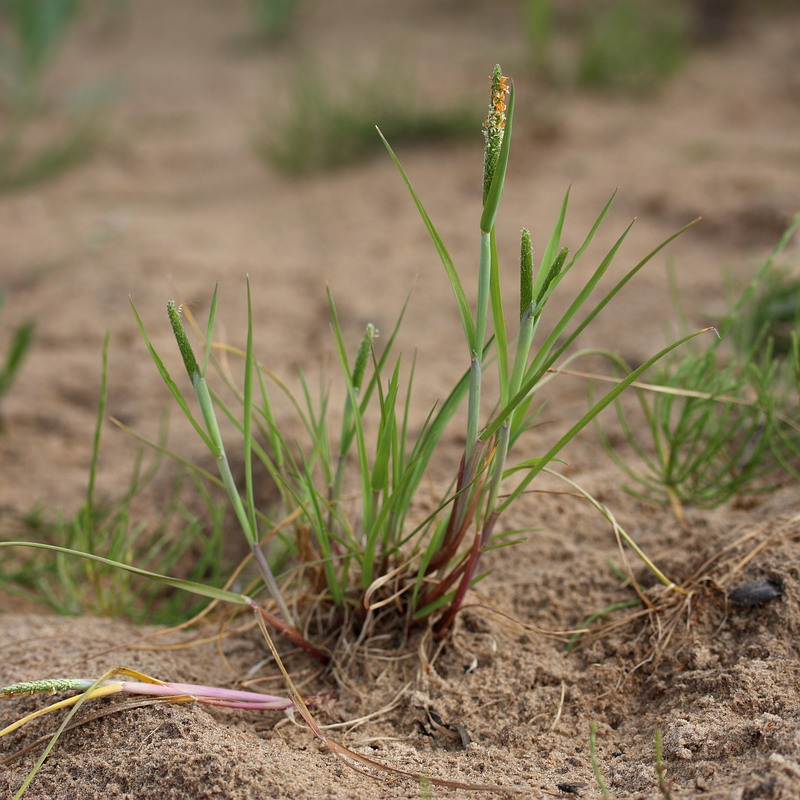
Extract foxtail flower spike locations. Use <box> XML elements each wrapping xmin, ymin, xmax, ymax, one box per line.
<box><xmin>167</xmin><ymin>300</ymin><xmax>201</xmax><ymax>382</ymax></box>
<box><xmin>482</xmin><ymin>65</ymin><xmax>510</xmax><ymax>205</ymax></box>
<box><xmin>520</xmin><ymin>228</ymin><xmax>534</xmax><ymax>321</ymax></box>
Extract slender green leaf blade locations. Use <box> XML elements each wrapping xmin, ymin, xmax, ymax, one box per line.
<box><xmin>202</xmin><ymin>284</ymin><xmax>219</xmax><ymax>377</ymax></box>
<box><xmin>0</xmin><ymin>542</ymin><xmax>249</xmax><ymax>604</ymax></box>
<box><xmin>377</xmin><ymin>128</ymin><xmax>476</xmax><ymax>351</ymax></box>
<box><xmin>498</xmin><ymin>328</ymin><xmax>713</xmax><ymax>510</ymax></box>
<box><xmin>489</xmin><ymin>228</ymin><xmax>509</xmax><ymax>404</ymax></box>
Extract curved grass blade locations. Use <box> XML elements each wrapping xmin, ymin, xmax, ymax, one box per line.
<box><xmin>109</xmin><ymin>417</ymin><xmax>225</xmax><ymax>489</ymax></box>
<box><xmin>201</xmin><ymin>285</ymin><xmax>219</xmax><ymax>377</ymax></box>
<box><xmin>377</xmin><ymin>128</ymin><xmax>476</xmax><ymax>351</ymax></box>
<box><xmin>485</xmin><ymin>219</ymin><xmax>700</xmax><ymax>438</ymax></box>
<box><xmin>497</xmin><ymin>328</ymin><xmax>713</xmax><ymax>511</ymax></box>
<box><xmin>0</xmin><ymin>542</ymin><xmax>249</xmax><ymax>605</ymax></box>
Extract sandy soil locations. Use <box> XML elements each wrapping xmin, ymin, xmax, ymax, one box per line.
<box><xmin>1</xmin><ymin>2</ymin><xmax>800</xmax><ymax>797</ymax></box>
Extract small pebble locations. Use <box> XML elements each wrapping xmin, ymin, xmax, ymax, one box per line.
<box><xmin>557</xmin><ymin>783</ymin><xmax>586</xmax><ymax>796</ymax></box>
<box><xmin>728</xmin><ymin>577</ymin><xmax>784</xmax><ymax>607</ymax></box>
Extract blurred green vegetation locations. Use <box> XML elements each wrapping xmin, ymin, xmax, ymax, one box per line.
<box><xmin>258</xmin><ymin>57</ymin><xmax>477</xmax><ymax>174</ymax></box>
<box><xmin>733</xmin><ymin>268</ymin><xmax>800</xmax><ymax>360</ymax></box>
<box><xmin>524</xmin><ymin>0</ymin><xmax>690</xmax><ymax>95</ymax></box>
<box><xmin>0</xmin><ymin>289</ymin><xmax>34</xmax><ymax>428</ymax></box>
<box><xmin>0</xmin><ymin>0</ymin><xmax>111</xmax><ymax>192</ymax></box>
<box><xmin>248</xmin><ymin>0</ymin><xmax>297</xmax><ymax>45</ymax></box>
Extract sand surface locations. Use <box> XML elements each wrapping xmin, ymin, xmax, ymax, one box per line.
<box><xmin>2</xmin><ymin>2</ymin><xmax>800</xmax><ymax>798</ymax></box>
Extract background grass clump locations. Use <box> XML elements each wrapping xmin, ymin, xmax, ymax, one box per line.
<box><xmin>247</xmin><ymin>0</ymin><xmax>298</xmax><ymax>46</ymax></box>
<box><xmin>259</xmin><ymin>57</ymin><xmax>476</xmax><ymax>174</ymax></box>
<box><xmin>0</xmin><ymin>0</ymin><xmax>110</xmax><ymax>191</ymax></box>
<box><xmin>524</xmin><ymin>0</ymin><xmax>691</xmax><ymax>94</ymax></box>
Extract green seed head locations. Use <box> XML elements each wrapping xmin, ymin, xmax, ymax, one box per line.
<box><xmin>0</xmin><ymin>678</ymin><xmax>88</xmax><ymax>697</ymax></box>
<box><xmin>520</xmin><ymin>228</ymin><xmax>534</xmax><ymax>320</ymax></box>
<box><xmin>535</xmin><ymin>246</ymin><xmax>569</xmax><ymax>317</ymax></box>
<box><xmin>352</xmin><ymin>323</ymin><xmax>378</xmax><ymax>392</ymax></box>
<box><xmin>167</xmin><ymin>301</ymin><xmax>201</xmax><ymax>382</ymax></box>
<box><xmin>482</xmin><ymin>65</ymin><xmax>509</xmax><ymax>205</ymax></box>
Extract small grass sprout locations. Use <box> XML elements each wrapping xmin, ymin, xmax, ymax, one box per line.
<box><xmin>590</xmin><ymin>720</ymin><xmax>612</xmax><ymax>799</ymax></box>
<box><xmin>655</xmin><ymin>729</ymin><xmax>674</xmax><ymax>800</ymax></box>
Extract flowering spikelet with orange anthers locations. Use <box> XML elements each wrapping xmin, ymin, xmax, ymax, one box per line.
<box><xmin>482</xmin><ymin>65</ymin><xmax>510</xmax><ymax>204</ymax></box>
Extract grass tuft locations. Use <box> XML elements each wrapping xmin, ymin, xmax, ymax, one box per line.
<box><xmin>4</xmin><ymin>66</ymin><xmax>704</xmax><ymax>650</ymax></box>
<box><xmin>593</xmin><ymin>214</ymin><xmax>800</xmax><ymax>523</ymax></box>
<box><xmin>524</xmin><ymin>0</ymin><xmax>690</xmax><ymax>95</ymax></box>
<box><xmin>123</xmin><ymin>66</ymin><xmax>701</xmax><ymax>646</ymax></box>
<box><xmin>259</xmin><ymin>57</ymin><xmax>476</xmax><ymax>174</ymax></box>
<box><xmin>0</xmin><ymin>0</ymin><xmax>111</xmax><ymax>191</ymax></box>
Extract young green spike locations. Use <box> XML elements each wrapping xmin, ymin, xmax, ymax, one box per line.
<box><xmin>352</xmin><ymin>323</ymin><xmax>378</xmax><ymax>393</ymax></box>
<box><xmin>535</xmin><ymin>246</ymin><xmax>569</xmax><ymax>316</ymax></box>
<box><xmin>167</xmin><ymin>301</ymin><xmax>200</xmax><ymax>382</ymax></box>
<box><xmin>520</xmin><ymin>228</ymin><xmax>534</xmax><ymax>320</ymax></box>
<box><xmin>481</xmin><ymin>65</ymin><xmax>509</xmax><ymax>205</ymax></box>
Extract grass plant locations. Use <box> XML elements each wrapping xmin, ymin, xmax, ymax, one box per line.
<box><xmin>127</xmin><ymin>66</ymin><xmax>699</xmax><ymax>644</ymax></box>
<box><xmin>259</xmin><ymin>56</ymin><xmax>476</xmax><ymax>173</ymax></box>
<box><xmin>3</xmin><ymin>65</ymin><xmax>702</xmax><ymax>642</ymax></box>
<box><xmin>590</xmin><ymin>720</ymin><xmax>612</xmax><ymax>799</ymax></box>
<box><xmin>0</xmin><ymin>289</ymin><xmax>34</xmax><ymax>428</ymax></box>
<box><xmin>655</xmin><ymin>729</ymin><xmax>674</xmax><ymax>800</ymax></box>
<box><xmin>591</xmin><ymin>215</ymin><xmax>800</xmax><ymax>524</ymax></box>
